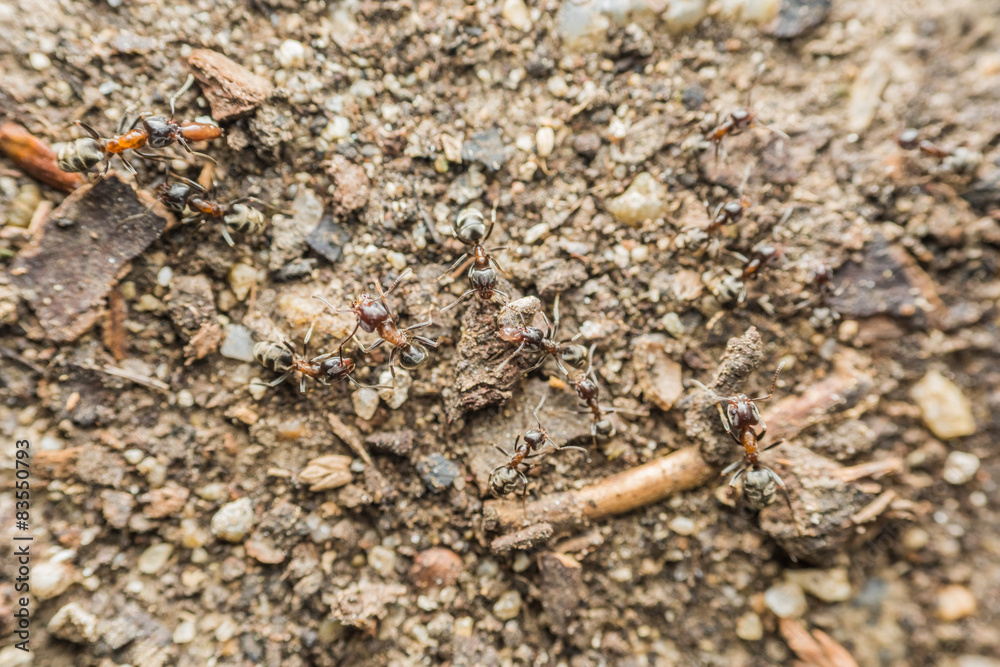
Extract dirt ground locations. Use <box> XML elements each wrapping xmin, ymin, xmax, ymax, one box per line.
<box><xmin>1</xmin><ymin>0</ymin><xmax>999</xmax><ymax>665</ymax></box>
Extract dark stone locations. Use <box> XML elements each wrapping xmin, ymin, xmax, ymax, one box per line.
<box><xmin>764</xmin><ymin>0</ymin><xmax>832</xmax><ymax>39</ymax></box>
<box><xmin>306</xmin><ymin>215</ymin><xmax>352</xmax><ymax>264</ymax></box>
<box><xmin>462</xmin><ymin>129</ymin><xmax>507</xmax><ymax>171</ymax></box>
<box><xmin>416</xmin><ymin>453</ymin><xmax>461</xmax><ymax>492</ymax></box>
<box><xmin>273</xmin><ymin>258</ymin><xmax>318</xmax><ymax>281</ymax></box>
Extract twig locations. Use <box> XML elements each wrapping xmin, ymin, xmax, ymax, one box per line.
<box><xmin>484</xmin><ymin>445</ymin><xmax>716</xmax><ymax>533</ymax></box>
<box><xmin>327</xmin><ymin>413</ymin><xmax>374</xmax><ymax>466</ymax></box>
<box><xmin>100</xmin><ymin>364</ymin><xmax>170</xmax><ymax>392</ymax></box>
<box><xmin>835</xmin><ymin>457</ymin><xmax>903</xmax><ymax>483</ymax></box>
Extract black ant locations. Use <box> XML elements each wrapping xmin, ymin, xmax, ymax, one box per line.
<box><xmin>58</xmin><ymin>75</ymin><xmax>222</xmax><ymax>177</ymax></box>
<box><xmin>704</xmin><ymin>68</ymin><xmax>787</xmax><ymax>161</ymax></box>
<box><xmin>314</xmin><ymin>269</ymin><xmax>438</xmax><ymax>380</ymax></box>
<box><xmin>439</xmin><ymin>203</ymin><xmax>510</xmax><ymax>311</ymax></box>
<box><xmin>896</xmin><ymin>128</ymin><xmax>951</xmax><ymax>159</ymax></box>
<box><xmin>692</xmin><ymin>363</ymin><xmax>791</xmax><ymax>510</ymax></box>
<box><xmin>563</xmin><ymin>344</ymin><xmax>620</xmax><ymax>445</ymax></box>
<box><xmin>251</xmin><ymin>324</ymin><xmax>379</xmax><ymax>393</ymax></box>
<box><xmin>158</xmin><ymin>175</ymin><xmax>276</xmax><ymax>246</ymax></box>
<box><xmin>495</xmin><ymin>294</ymin><xmax>587</xmax><ymax>375</ymax></box>
<box><xmin>489</xmin><ymin>395</ymin><xmax>589</xmax><ymax>513</ymax></box>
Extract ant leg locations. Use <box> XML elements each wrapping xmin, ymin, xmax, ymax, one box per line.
<box><xmin>769</xmin><ymin>468</ymin><xmax>793</xmax><ymax>511</ymax></box>
<box><xmin>169</xmin><ymin>74</ymin><xmax>196</xmax><ymax>119</ymax></box>
<box><xmin>382</xmin><ymin>267</ymin><xmax>412</xmax><ymax>297</ymax></box>
<box><xmin>440</xmin><ymin>289</ymin><xmax>475</xmax><ymax>312</ymax></box>
<box><xmin>302</xmin><ymin>320</ymin><xmax>317</xmax><ymax>356</ymax></box>
<box><xmin>532</xmin><ymin>394</ymin><xmax>547</xmax><ymax>429</ymax></box>
<box><xmin>386</xmin><ymin>347</ymin><xmax>398</xmax><ymax>380</ymax></box>
<box><xmin>218</xmin><ymin>222</ymin><xmax>236</xmax><ymax>247</ymax></box>
<box><xmin>721</xmin><ymin>459</ymin><xmax>744</xmax><ymax>477</ymax></box>
<box><xmin>437</xmin><ymin>253</ymin><xmax>470</xmax><ymax>281</ymax></box>
<box><xmin>357</xmin><ymin>337</ymin><xmax>388</xmax><ymax>354</ymax></box>
<box><xmin>412</xmin><ymin>335</ymin><xmax>439</xmax><ymax>348</ymax></box>
<box><xmin>491</xmin><ymin>290</ymin><xmax>510</xmax><ymax>307</ymax></box>
<box><xmin>495</xmin><ymin>342</ymin><xmax>526</xmax><ymax>373</ymax></box>
<box><xmin>521</xmin><ymin>354</ymin><xmax>548</xmax><ymax>376</ymax></box>
<box><xmin>728</xmin><ymin>466</ymin><xmax>747</xmax><ymax>489</ymax></box>
<box><xmin>77</xmin><ymin>121</ymin><xmax>102</xmax><ymax>141</ymax></box>
<box><xmin>488</xmin><ymin>255</ymin><xmax>511</xmax><ymax>277</ymax></box>
<box><xmin>485</xmin><ymin>198</ymin><xmax>498</xmax><ymax>242</ymax></box>
<box><xmin>251</xmin><ymin>371</ymin><xmax>291</xmax><ymax>388</ymax></box>
<box><xmin>551</xmin><ymin>293</ymin><xmax>561</xmax><ymax>340</ymax></box>
<box><xmin>404</xmin><ymin>319</ymin><xmax>434</xmax><ymax>332</ymax></box>
<box><xmin>492</xmin><ymin>444</ymin><xmax>512</xmax><ymax>459</ymax></box>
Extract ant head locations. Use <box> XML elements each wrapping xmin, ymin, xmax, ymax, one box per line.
<box><xmin>726</xmin><ymin>395</ymin><xmax>756</xmax><ymax>430</ymax></box>
<box><xmin>454</xmin><ymin>207</ymin><xmax>488</xmax><ymax>245</ymax></box>
<box><xmin>353</xmin><ymin>293</ymin><xmax>388</xmax><ymax>332</ymax></box>
<box><xmin>320</xmin><ymin>355</ymin><xmax>354</xmax><ymax>380</ymax></box>
<box><xmin>398</xmin><ymin>343</ymin><xmax>429</xmax><ymax>369</ymax></box>
<box><xmin>524</xmin><ymin>429</ymin><xmax>546</xmax><ymax>449</ymax></box>
<box><xmin>142</xmin><ymin>116</ymin><xmax>180</xmax><ymax>149</ymax></box>
<box><xmin>159</xmin><ymin>182</ymin><xmax>193</xmax><ymax>213</ymax></box>
<box><xmin>489</xmin><ymin>466</ymin><xmax>520</xmax><ymax>497</ymax></box>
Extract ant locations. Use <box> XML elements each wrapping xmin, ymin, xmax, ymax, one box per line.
<box><xmin>563</xmin><ymin>344</ymin><xmax>620</xmax><ymax>445</ymax></box>
<box><xmin>495</xmin><ymin>294</ymin><xmax>587</xmax><ymax>375</ymax></box>
<box><xmin>711</xmin><ymin>244</ymin><xmax>782</xmax><ymax>304</ymax></box>
<box><xmin>439</xmin><ymin>203</ymin><xmax>510</xmax><ymax>311</ymax></box>
<box><xmin>676</xmin><ymin>169</ymin><xmax>754</xmax><ymax>257</ymax></box>
<box><xmin>158</xmin><ymin>175</ymin><xmax>275</xmax><ymax>246</ymax></box>
<box><xmin>692</xmin><ymin>363</ymin><xmax>791</xmax><ymax>510</ymax></box>
<box><xmin>703</xmin><ymin>67</ymin><xmax>788</xmax><ymax>161</ymax></box>
<box><xmin>489</xmin><ymin>394</ymin><xmax>589</xmax><ymax>512</ymax></box>
<box><xmin>314</xmin><ymin>269</ymin><xmax>438</xmax><ymax>380</ymax></box>
<box><xmin>896</xmin><ymin>128</ymin><xmax>951</xmax><ymax>159</ymax></box>
<box><xmin>252</xmin><ymin>324</ymin><xmax>379</xmax><ymax>393</ymax></box>
<box><xmin>58</xmin><ymin>75</ymin><xmax>222</xmax><ymax>177</ymax></box>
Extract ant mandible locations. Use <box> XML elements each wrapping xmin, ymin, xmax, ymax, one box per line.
<box><xmin>495</xmin><ymin>294</ymin><xmax>587</xmax><ymax>375</ymax></box>
<box><xmin>58</xmin><ymin>75</ymin><xmax>222</xmax><ymax>177</ymax></box>
<box><xmin>314</xmin><ymin>269</ymin><xmax>438</xmax><ymax>380</ymax></box>
<box><xmin>704</xmin><ymin>67</ymin><xmax>787</xmax><ymax>161</ymax></box>
<box><xmin>692</xmin><ymin>363</ymin><xmax>791</xmax><ymax>510</ymax></box>
<box><xmin>439</xmin><ymin>203</ymin><xmax>510</xmax><ymax>312</ymax></box>
<box><xmin>489</xmin><ymin>394</ymin><xmax>589</xmax><ymax>513</ymax></box>
<box><xmin>158</xmin><ymin>175</ymin><xmax>275</xmax><ymax>246</ymax></box>
<box><xmin>252</xmin><ymin>323</ymin><xmax>380</xmax><ymax>393</ymax></box>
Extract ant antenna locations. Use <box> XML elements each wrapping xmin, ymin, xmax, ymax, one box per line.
<box><xmin>170</xmin><ymin>74</ymin><xmax>196</xmax><ymax>119</ymax></box>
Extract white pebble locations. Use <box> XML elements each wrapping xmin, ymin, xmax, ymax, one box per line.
<box><xmin>764</xmin><ymin>581</ymin><xmax>808</xmax><ymax>618</ymax></box>
<box><xmin>493</xmin><ymin>590</ymin><xmax>522</xmax><ymax>621</ymax></box>
<box><xmin>606</xmin><ymin>172</ymin><xmax>667</xmax><ymax>227</ymax></box>
<box><xmin>228</xmin><ymin>263</ymin><xmax>257</xmax><ymax>302</ymax></box>
<box><xmin>156</xmin><ymin>266</ymin><xmax>173</xmax><ymax>287</ymax></box>
<box><xmin>368</xmin><ymin>545</ymin><xmax>396</xmax><ymax>577</ymax></box>
<box><xmin>322</xmin><ymin>116</ymin><xmax>351</xmax><ymax>141</ymax></box>
<box><xmin>386</xmin><ymin>251</ymin><xmax>408</xmax><ymax>271</ymax></box>
<box><xmin>378</xmin><ymin>369</ymin><xmax>411</xmax><ymax>409</ymax></box>
<box><xmin>911</xmin><ymin>370</ymin><xmax>976</xmax><ymax>439</ymax></box>
<box><xmin>32</xmin><ymin>561</ymin><xmax>75</xmax><ymax>600</ymax></box>
<box><xmin>276</xmin><ymin>39</ymin><xmax>306</xmax><ymax>69</ymax></box>
<box><xmin>211</xmin><ymin>497</ymin><xmax>255</xmax><ymax>542</ymax></box>
<box><xmin>173</xmin><ymin>620</ymin><xmax>196</xmax><ymax>644</ymax></box>
<box><xmin>668</xmin><ymin>516</ymin><xmax>696</xmax><ymax>536</ymax></box>
<box><xmin>943</xmin><ymin>451</ymin><xmax>980</xmax><ymax>485</ymax></box>
<box><xmin>547</xmin><ymin>76</ymin><xmax>569</xmax><ymax>98</ymax></box>
<box><xmin>29</xmin><ymin>52</ymin><xmax>51</xmax><ymax>70</ymax></box>
<box><xmin>220</xmin><ymin>325</ymin><xmax>256</xmax><ymax>363</ymax></box>
<box><xmin>736</xmin><ymin>612</ymin><xmax>763</xmax><ymax>641</ymax></box>
<box><xmin>523</xmin><ymin>222</ymin><xmax>549</xmax><ymax>245</ymax></box>
<box><xmin>630</xmin><ymin>244</ymin><xmax>649</xmax><ymax>263</ymax></box>
<box><xmin>176</xmin><ymin>389</ymin><xmax>195</xmax><ymax>408</ymax></box>
<box><xmin>138</xmin><ymin>543</ymin><xmax>174</xmax><ymax>574</ymax></box>
<box><xmin>664</xmin><ymin>0</ymin><xmax>706</xmax><ymax>32</ymax></box>
<box><xmin>353</xmin><ymin>387</ymin><xmax>380</xmax><ymax>420</ymax></box>
<box><xmin>502</xmin><ymin>0</ymin><xmax>532</xmax><ymax>31</ymax></box>
<box><xmin>536</xmin><ymin>126</ymin><xmax>555</xmax><ymax>158</ymax></box>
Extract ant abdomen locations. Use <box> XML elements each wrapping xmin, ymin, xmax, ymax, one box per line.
<box><xmin>224</xmin><ymin>204</ymin><xmax>266</xmax><ymax>235</ymax></box>
<box><xmin>559</xmin><ymin>343</ymin><xmax>589</xmax><ymax>370</ymax></box>
<box><xmin>57</xmin><ymin>138</ymin><xmax>103</xmax><ymax>173</ymax></box>
<box><xmin>254</xmin><ymin>341</ymin><xmax>293</xmax><ymax>373</ymax></box>
<box><xmin>454</xmin><ymin>207</ymin><xmax>488</xmax><ymax>244</ymax></box>
<box><xmin>595</xmin><ymin>419</ymin><xmax>615</xmax><ymax>439</ymax></box>
<box><xmin>398</xmin><ymin>343</ymin><xmax>429</xmax><ymax>369</ymax></box>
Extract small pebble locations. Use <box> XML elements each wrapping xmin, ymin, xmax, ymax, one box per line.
<box><xmin>735</xmin><ymin>611</ymin><xmax>763</xmax><ymax>641</ymax></box>
<box><xmin>47</xmin><ymin>602</ymin><xmax>98</xmax><ymax>643</ymax></box>
<box><xmin>410</xmin><ymin>548</ymin><xmax>464</xmax><ymax>589</ymax></box>
<box><xmin>173</xmin><ymin>620</ymin><xmax>196</xmax><ymax>644</ymax></box>
<box><xmin>937</xmin><ymin>584</ymin><xmax>977</xmax><ymax>621</ymax></box>
<box><xmin>668</xmin><ymin>516</ymin><xmax>696</xmax><ymax>536</ymax></box>
<box><xmin>33</xmin><ymin>560</ymin><xmax>75</xmax><ymax>600</ymax></box>
<box><xmin>606</xmin><ymin>172</ymin><xmax>668</xmax><ymax>227</ymax></box>
<box><xmin>228</xmin><ymin>263</ymin><xmax>257</xmax><ymax>302</ymax></box>
<box><xmin>367</xmin><ymin>545</ymin><xmax>396</xmax><ymax>577</ymax></box>
<box><xmin>386</xmin><ymin>251</ymin><xmax>408</xmax><ymax>272</ymax></box>
<box><xmin>416</xmin><ymin>454</ymin><xmax>461</xmax><ymax>492</ymax></box>
<box><xmin>276</xmin><ymin>39</ymin><xmax>306</xmax><ymax>68</ymax></box>
<box><xmin>177</xmin><ymin>389</ymin><xmax>195</xmax><ymax>408</ymax></box>
<box><xmin>220</xmin><ymin>324</ymin><xmax>256</xmax><ymax>362</ymax></box>
<box><xmin>352</xmin><ymin>387</ymin><xmax>380</xmax><ymax>420</ymax></box>
<box><xmin>29</xmin><ymin>52</ymin><xmax>52</xmax><ymax>71</ymax></box>
<box><xmin>902</xmin><ymin>527</ymin><xmax>930</xmax><ymax>551</ymax></box>
<box><xmin>943</xmin><ymin>451</ymin><xmax>980</xmax><ymax>485</ymax></box>
<box><xmin>379</xmin><ymin>369</ymin><xmax>411</xmax><ymax>409</ymax></box>
<box><xmin>211</xmin><ymin>497</ymin><xmax>255</xmax><ymax>542</ymax></box>
<box><xmin>493</xmin><ymin>590</ymin><xmax>523</xmax><ymax>621</ymax></box>
<box><xmin>156</xmin><ymin>266</ymin><xmax>173</xmax><ymax>287</ymax></box>
<box><xmin>764</xmin><ymin>581</ymin><xmax>808</xmax><ymax>618</ymax></box>
<box><xmin>664</xmin><ymin>0</ymin><xmax>706</xmax><ymax>32</ymax></box>
<box><xmin>786</xmin><ymin>568</ymin><xmax>852</xmax><ymax>602</ymax></box>
<box><xmin>138</xmin><ymin>543</ymin><xmax>174</xmax><ymax>574</ymax></box>
<box><xmin>911</xmin><ymin>370</ymin><xmax>976</xmax><ymax>439</ymax></box>
<box><xmin>502</xmin><ymin>0</ymin><xmax>532</xmax><ymax>31</ymax></box>
<box><xmin>322</xmin><ymin>116</ymin><xmax>351</xmax><ymax>141</ymax></box>
<box><xmin>536</xmin><ymin>126</ymin><xmax>555</xmax><ymax>158</ymax></box>
<box><xmin>547</xmin><ymin>76</ymin><xmax>569</xmax><ymax>98</ymax></box>
<box><xmin>523</xmin><ymin>222</ymin><xmax>549</xmax><ymax>245</ymax></box>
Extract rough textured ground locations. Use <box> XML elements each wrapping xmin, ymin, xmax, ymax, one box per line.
<box><xmin>1</xmin><ymin>0</ymin><xmax>999</xmax><ymax>665</ymax></box>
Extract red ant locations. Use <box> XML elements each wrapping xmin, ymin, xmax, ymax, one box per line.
<box><xmin>314</xmin><ymin>269</ymin><xmax>438</xmax><ymax>380</ymax></box>
<box><xmin>704</xmin><ymin>68</ymin><xmax>787</xmax><ymax>161</ymax></box>
<box><xmin>251</xmin><ymin>324</ymin><xmax>380</xmax><ymax>393</ymax></box>
<box><xmin>489</xmin><ymin>395</ymin><xmax>589</xmax><ymax>513</ymax></box>
<box><xmin>58</xmin><ymin>75</ymin><xmax>222</xmax><ymax>177</ymax></box>
<box><xmin>495</xmin><ymin>294</ymin><xmax>587</xmax><ymax>374</ymax></box>
<box><xmin>692</xmin><ymin>363</ymin><xmax>791</xmax><ymax>510</ymax></box>
<box><xmin>158</xmin><ymin>175</ymin><xmax>275</xmax><ymax>246</ymax></box>
<box><xmin>439</xmin><ymin>203</ymin><xmax>510</xmax><ymax>311</ymax></box>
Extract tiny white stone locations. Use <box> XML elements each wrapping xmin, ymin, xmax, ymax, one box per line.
<box><xmin>943</xmin><ymin>451</ymin><xmax>980</xmax><ymax>485</ymax></box>
<box><xmin>523</xmin><ymin>222</ymin><xmax>549</xmax><ymax>245</ymax></box>
<box><xmin>547</xmin><ymin>76</ymin><xmax>569</xmax><ymax>98</ymax></box>
<box><xmin>29</xmin><ymin>52</ymin><xmax>51</xmax><ymax>71</ymax></box>
<box><xmin>220</xmin><ymin>325</ymin><xmax>256</xmax><ymax>363</ymax></box>
<box><xmin>138</xmin><ymin>543</ymin><xmax>175</xmax><ymax>574</ymax></box>
<box><xmin>173</xmin><ymin>620</ymin><xmax>196</xmax><ymax>644</ymax></box>
<box><xmin>276</xmin><ymin>39</ymin><xmax>306</xmax><ymax>69</ymax></box>
<box><xmin>536</xmin><ymin>126</ymin><xmax>555</xmax><ymax>158</ymax></box>
<box><xmin>353</xmin><ymin>387</ymin><xmax>380</xmax><ymax>420</ymax></box>
<box><xmin>156</xmin><ymin>266</ymin><xmax>173</xmax><ymax>287</ymax></box>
